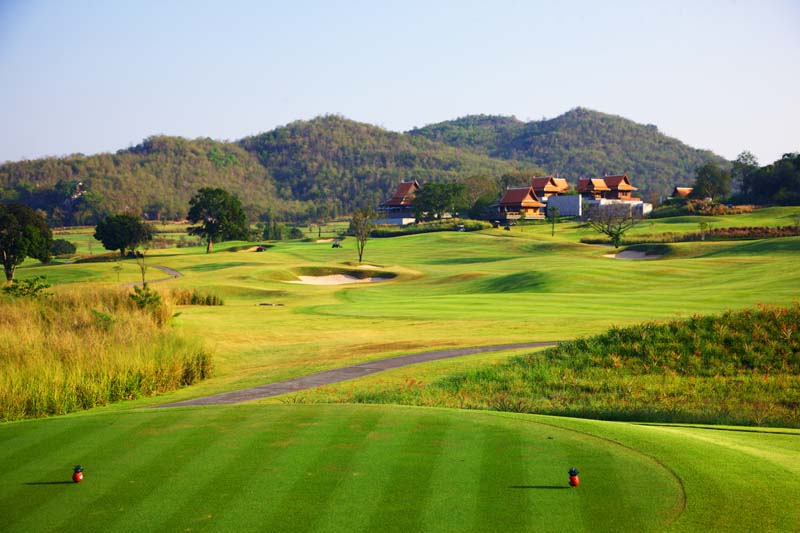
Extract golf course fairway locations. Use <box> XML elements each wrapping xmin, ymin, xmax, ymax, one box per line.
<box><xmin>1</xmin><ymin>404</ymin><xmax>798</xmax><ymax>532</ymax></box>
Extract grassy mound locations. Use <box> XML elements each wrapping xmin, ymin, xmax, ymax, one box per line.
<box><xmin>0</xmin><ymin>288</ymin><xmax>212</xmax><ymax>421</ymax></box>
<box><xmin>298</xmin><ymin>305</ymin><xmax>800</xmax><ymax>427</ymax></box>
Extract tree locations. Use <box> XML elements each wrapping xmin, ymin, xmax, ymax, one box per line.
<box><xmin>732</xmin><ymin>151</ymin><xmax>758</xmax><ymax>194</ymax></box>
<box><xmin>691</xmin><ymin>163</ymin><xmax>731</xmax><ymax>202</ymax></box>
<box><xmin>585</xmin><ymin>203</ymin><xmax>640</xmax><ymax>248</ymax></box>
<box><xmin>187</xmin><ymin>188</ymin><xmax>249</xmax><ymax>253</ymax></box>
<box><xmin>349</xmin><ymin>206</ymin><xmax>376</xmax><ymax>263</ymax></box>
<box><xmin>548</xmin><ymin>205</ymin><xmax>560</xmax><ymax>236</ymax></box>
<box><xmin>94</xmin><ymin>214</ymin><xmax>154</xmax><ymax>256</ymax></box>
<box><xmin>0</xmin><ymin>203</ymin><xmax>52</xmax><ymax>281</ymax></box>
<box><xmin>742</xmin><ymin>153</ymin><xmax>800</xmax><ymax>205</ymax></box>
<box><xmin>51</xmin><ymin>238</ymin><xmax>77</xmax><ymax>256</ymax></box>
<box><xmin>412</xmin><ymin>182</ymin><xmax>466</xmax><ymax>221</ymax></box>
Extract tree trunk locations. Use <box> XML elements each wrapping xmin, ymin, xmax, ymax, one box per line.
<box><xmin>3</xmin><ymin>263</ymin><xmax>13</xmax><ymax>282</ymax></box>
<box><xmin>206</xmin><ymin>239</ymin><xmax>213</xmax><ymax>254</ymax></box>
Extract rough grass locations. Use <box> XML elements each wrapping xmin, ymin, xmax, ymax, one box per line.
<box><xmin>290</xmin><ymin>304</ymin><xmax>800</xmax><ymax>427</ymax></box>
<box><xmin>0</xmin><ymin>287</ymin><xmax>212</xmax><ymax>421</ymax></box>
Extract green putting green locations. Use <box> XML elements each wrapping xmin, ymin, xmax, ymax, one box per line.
<box><xmin>0</xmin><ymin>405</ymin><xmax>684</xmax><ymax>532</ymax></box>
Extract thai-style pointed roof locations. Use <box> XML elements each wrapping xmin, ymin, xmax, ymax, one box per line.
<box><xmin>577</xmin><ymin>178</ymin><xmax>610</xmax><ymax>193</ymax></box>
<box><xmin>602</xmin><ymin>173</ymin><xmax>637</xmax><ymax>191</ymax></box>
<box><xmin>380</xmin><ymin>179</ymin><xmax>420</xmax><ymax>207</ymax></box>
<box><xmin>672</xmin><ymin>186</ymin><xmax>693</xmax><ymax>197</ymax></box>
<box><xmin>498</xmin><ymin>186</ymin><xmax>545</xmax><ymax>207</ymax></box>
<box><xmin>531</xmin><ymin>176</ymin><xmax>569</xmax><ymax>193</ymax></box>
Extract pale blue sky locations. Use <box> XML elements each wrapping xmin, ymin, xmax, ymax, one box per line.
<box><xmin>1</xmin><ymin>0</ymin><xmax>798</xmax><ymax>165</ymax></box>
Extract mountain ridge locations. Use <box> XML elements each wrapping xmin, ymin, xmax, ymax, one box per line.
<box><xmin>1</xmin><ymin>109</ymin><xmax>727</xmax><ymax>225</ymax></box>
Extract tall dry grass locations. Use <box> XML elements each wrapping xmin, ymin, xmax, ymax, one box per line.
<box><xmin>0</xmin><ymin>286</ymin><xmax>212</xmax><ymax>421</ymax></box>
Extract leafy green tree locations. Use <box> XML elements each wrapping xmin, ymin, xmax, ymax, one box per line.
<box><xmin>412</xmin><ymin>182</ymin><xmax>467</xmax><ymax>221</ymax></box>
<box><xmin>349</xmin><ymin>206</ymin><xmax>376</xmax><ymax>263</ymax></box>
<box><xmin>0</xmin><ymin>203</ymin><xmax>52</xmax><ymax>281</ymax></box>
<box><xmin>585</xmin><ymin>203</ymin><xmax>639</xmax><ymax>248</ymax></box>
<box><xmin>51</xmin><ymin>238</ymin><xmax>77</xmax><ymax>256</ymax></box>
<box><xmin>732</xmin><ymin>151</ymin><xmax>758</xmax><ymax>194</ymax></box>
<box><xmin>691</xmin><ymin>163</ymin><xmax>731</xmax><ymax>202</ymax></box>
<box><xmin>743</xmin><ymin>153</ymin><xmax>800</xmax><ymax>205</ymax></box>
<box><xmin>187</xmin><ymin>188</ymin><xmax>249</xmax><ymax>253</ymax></box>
<box><xmin>94</xmin><ymin>214</ymin><xmax>154</xmax><ymax>257</ymax></box>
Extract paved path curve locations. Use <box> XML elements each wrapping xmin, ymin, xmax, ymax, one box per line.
<box><xmin>155</xmin><ymin>341</ymin><xmax>558</xmax><ymax>407</ymax></box>
<box><xmin>123</xmin><ymin>265</ymin><xmax>182</xmax><ymax>287</ymax></box>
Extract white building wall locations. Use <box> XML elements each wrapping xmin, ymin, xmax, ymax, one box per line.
<box><xmin>545</xmin><ymin>195</ymin><xmax>582</xmax><ymax>217</ymax></box>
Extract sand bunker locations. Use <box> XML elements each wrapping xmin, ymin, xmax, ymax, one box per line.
<box><xmin>288</xmin><ymin>275</ymin><xmax>388</xmax><ymax>285</ymax></box>
<box><xmin>604</xmin><ymin>250</ymin><xmax>663</xmax><ymax>260</ymax></box>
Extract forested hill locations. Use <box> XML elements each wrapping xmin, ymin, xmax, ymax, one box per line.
<box><xmin>0</xmin><ymin>116</ymin><xmax>535</xmax><ymax>225</ymax></box>
<box><xmin>0</xmin><ymin>136</ymin><xmax>278</xmax><ymax>225</ymax></box>
<box><xmin>1</xmin><ymin>110</ymin><xmax>728</xmax><ymax>225</ymax></box>
<box><xmin>408</xmin><ymin>108</ymin><xmax>728</xmax><ymax>198</ymax></box>
<box><xmin>237</xmin><ymin>115</ymin><xmax>534</xmax><ymax>216</ymax></box>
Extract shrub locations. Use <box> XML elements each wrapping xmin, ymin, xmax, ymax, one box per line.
<box><xmin>171</xmin><ymin>288</ymin><xmax>224</xmax><ymax>306</ymax></box>
<box><xmin>51</xmin><ymin>239</ymin><xmax>77</xmax><ymax>256</ymax></box>
<box><xmin>580</xmin><ymin>225</ymin><xmax>800</xmax><ymax>245</ymax></box>
<box><xmin>2</xmin><ymin>276</ymin><xmax>52</xmax><ymax>298</ymax></box>
<box><xmin>372</xmin><ymin>218</ymin><xmax>491</xmax><ymax>237</ymax></box>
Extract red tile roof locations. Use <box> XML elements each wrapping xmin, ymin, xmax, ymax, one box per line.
<box><xmin>672</xmin><ymin>187</ymin><xmax>693</xmax><ymax>197</ymax></box>
<box><xmin>603</xmin><ymin>174</ymin><xmax>637</xmax><ymax>191</ymax></box>
<box><xmin>499</xmin><ymin>186</ymin><xmax>545</xmax><ymax>207</ymax></box>
<box><xmin>381</xmin><ymin>180</ymin><xmax>420</xmax><ymax>207</ymax></box>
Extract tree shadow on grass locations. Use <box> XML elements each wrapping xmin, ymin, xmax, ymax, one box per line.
<box><xmin>509</xmin><ymin>485</ymin><xmax>570</xmax><ymax>490</ymax></box>
<box><xmin>25</xmin><ymin>481</ymin><xmax>75</xmax><ymax>485</ymax></box>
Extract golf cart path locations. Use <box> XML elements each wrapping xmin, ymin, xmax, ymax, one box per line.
<box><xmin>123</xmin><ymin>265</ymin><xmax>182</xmax><ymax>287</ymax></box>
<box><xmin>155</xmin><ymin>341</ymin><xmax>557</xmax><ymax>407</ymax></box>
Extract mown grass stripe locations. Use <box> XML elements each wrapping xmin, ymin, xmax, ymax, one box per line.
<box><xmin>417</xmin><ymin>413</ymin><xmax>485</xmax><ymax>530</ymax></box>
<box><xmin>6</xmin><ymin>409</ymin><xmax>230</xmax><ymax>532</ymax></box>
<box><xmin>216</xmin><ymin>406</ymin><xmax>385</xmax><ymax>531</ymax></box>
<box><xmin>107</xmin><ymin>406</ymin><xmax>308</xmax><ymax>532</ymax></box>
<box><xmin>362</xmin><ymin>411</ymin><xmax>453</xmax><ymax>532</ymax></box>
<box><xmin>168</xmin><ymin>405</ymin><xmax>347</xmax><ymax>531</ymax></box>
<box><xmin>473</xmin><ymin>423</ymin><xmax>532</xmax><ymax>532</ymax></box>
<box><xmin>0</xmin><ymin>413</ymin><xmax>160</xmax><ymax>532</ymax></box>
<box><xmin>293</xmin><ymin>408</ymin><xmax>413</xmax><ymax>532</ymax></box>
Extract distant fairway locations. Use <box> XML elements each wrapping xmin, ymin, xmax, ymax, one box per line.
<box><xmin>14</xmin><ymin>216</ymin><xmax>800</xmax><ymax>407</ymax></box>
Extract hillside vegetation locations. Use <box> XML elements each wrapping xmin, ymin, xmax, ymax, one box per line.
<box><xmin>238</xmin><ymin>115</ymin><xmax>534</xmax><ymax>216</ymax></box>
<box><xmin>1</xmin><ymin>109</ymin><xmax>729</xmax><ymax>225</ymax></box>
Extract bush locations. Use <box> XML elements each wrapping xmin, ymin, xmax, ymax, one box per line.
<box><xmin>2</xmin><ymin>276</ymin><xmax>52</xmax><ymax>298</ymax></box>
<box><xmin>171</xmin><ymin>288</ymin><xmax>224</xmax><ymax>306</ymax></box>
<box><xmin>51</xmin><ymin>239</ymin><xmax>77</xmax><ymax>256</ymax></box>
<box><xmin>651</xmin><ymin>201</ymin><xmax>756</xmax><ymax>218</ymax></box>
<box><xmin>580</xmin><ymin>225</ymin><xmax>800</xmax><ymax>245</ymax></box>
<box><xmin>372</xmin><ymin>218</ymin><xmax>491</xmax><ymax>237</ymax></box>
